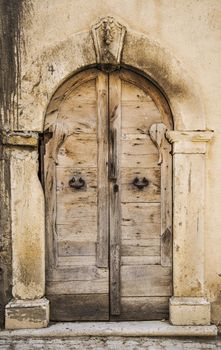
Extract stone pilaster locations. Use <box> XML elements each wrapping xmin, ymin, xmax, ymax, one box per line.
<box><xmin>166</xmin><ymin>130</ymin><xmax>213</xmax><ymax>326</ymax></box>
<box><xmin>3</xmin><ymin>132</ymin><xmax>49</xmax><ymax>329</ymax></box>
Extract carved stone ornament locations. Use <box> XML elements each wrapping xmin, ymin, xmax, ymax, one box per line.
<box><xmin>149</xmin><ymin>123</ymin><xmax>167</xmax><ymax>165</ymax></box>
<box><xmin>91</xmin><ymin>17</ymin><xmax>126</xmax><ymax>72</ymax></box>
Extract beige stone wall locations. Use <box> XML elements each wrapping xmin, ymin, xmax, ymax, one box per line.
<box><xmin>13</xmin><ymin>0</ymin><xmax>221</xmax><ymax>324</ymax></box>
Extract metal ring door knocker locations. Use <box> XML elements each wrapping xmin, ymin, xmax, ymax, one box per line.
<box><xmin>132</xmin><ymin>177</ymin><xmax>149</xmax><ymax>190</ymax></box>
<box><xmin>69</xmin><ymin>176</ymin><xmax>86</xmax><ymax>189</ymax></box>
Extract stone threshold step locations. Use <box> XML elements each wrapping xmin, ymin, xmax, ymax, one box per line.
<box><xmin>0</xmin><ymin>321</ymin><xmax>217</xmax><ymax>338</ymax></box>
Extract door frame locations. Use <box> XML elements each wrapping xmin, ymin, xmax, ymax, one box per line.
<box><xmin>4</xmin><ymin>17</ymin><xmax>213</xmax><ymax>329</ymax></box>
<box><xmin>42</xmin><ymin>68</ymin><xmax>173</xmax><ymax>321</ymax></box>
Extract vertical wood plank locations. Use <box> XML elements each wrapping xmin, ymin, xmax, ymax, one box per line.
<box><xmin>161</xmin><ymin>136</ymin><xmax>172</xmax><ymax>266</ymax></box>
<box><xmin>96</xmin><ymin>71</ymin><xmax>109</xmax><ymax>268</ymax></box>
<box><xmin>109</xmin><ymin>72</ymin><xmax>122</xmax><ymax>315</ymax></box>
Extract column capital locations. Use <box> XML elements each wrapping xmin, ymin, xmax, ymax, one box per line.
<box><xmin>166</xmin><ymin>130</ymin><xmax>214</xmax><ymax>154</ymax></box>
<box><xmin>0</xmin><ymin>131</ymin><xmax>39</xmax><ymax>147</ymax></box>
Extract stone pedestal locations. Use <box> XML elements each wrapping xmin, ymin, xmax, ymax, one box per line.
<box><xmin>170</xmin><ymin>297</ymin><xmax>210</xmax><ymax>326</ymax></box>
<box><xmin>5</xmin><ymin>298</ymin><xmax>49</xmax><ymax>329</ymax></box>
<box><xmin>166</xmin><ymin>131</ymin><xmax>213</xmax><ymax>326</ymax></box>
<box><xmin>3</xmin><ymin>132</ymin><xmax>49</xmax><ymax>329</ymax></box>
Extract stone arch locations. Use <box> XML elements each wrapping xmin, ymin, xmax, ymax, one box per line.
<box><xmin>19</xmin><ymin>26</ymin><xmax>205</xmax><ymax>132</ymax></box>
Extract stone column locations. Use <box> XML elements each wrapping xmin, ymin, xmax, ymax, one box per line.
<box><xmin>4</xmin><ymin>132</ymin><xmax>49</xmax><ymax>329</ymax></box>
<box><xmin>166</xmin><ymin>130</ymin><xmax>213</xmax><ymax>326</ymax></box>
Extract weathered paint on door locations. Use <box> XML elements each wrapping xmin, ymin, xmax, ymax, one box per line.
<box><xmin>43</xmin><ymin>68</ymin><xmax>173</xmax><ymax>321</ymax></box>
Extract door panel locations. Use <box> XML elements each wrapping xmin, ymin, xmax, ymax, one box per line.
<box><xmin>44</xmin><ymin>68</ymin><xmax>172</xmax><ymax>321</ymax></box>
<box><xmin>45</xmin><ymin>71</ymin><xmax>109</xmax><ymax>321</ymax></box>
<box><xmin>109</xmin><ymin>70</ymin><xmax>172</xmax><ymax>320</ymax></box>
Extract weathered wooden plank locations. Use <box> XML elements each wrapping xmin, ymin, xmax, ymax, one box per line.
<box><xmin>161</xmin><ymin>139</ymin><xmax>173</xmax><ymax>267</ymax></box>
<box><xmin>122</xmin><ymin>238</ymin><xmax>160</xmax><ymax>246</ymax></box>
<box><xmin>121</xmin><ymin>256</ymin><xmax>161</xmax><ymax>265</ymax></box>
<box><xmin>121</xmin><ymin>80</ymin><xmax>152</xmax><ymax>101</ymax></box>
<box><xmin>57</xmin><ymin>135</ymin><xmax>97</xmax><ymax>167</ymax></box>
<box><xmin>121</xmin><ymin>265</ymin><xmax>172</xmax><ymax>296</ymax></box>
<box><xmin>60</xmin><ymin>102</ymin><xmax>97</xmax><ymax>134</ymax></box>
<box><xmin>121</xmin><ymin>152</ymin><xmax>159</xmax><ymax>168</ymax></box>
<box><xmin>121</xmin><ymin>167</ymin><xmax>160</xmax><ymax>202</ymax></box>
<box><xmin>57</xmin><ymin>189</ymin><xmax>97</xmax><ymax>204</ymax></box>
<box><xmin>122</xmin><ymin>135</ymin><xmax>157</xmax><ymax>155</ymax></box>
<box><xmin>57</xmin><ymin>190</ymin><xmax>97</xmax><ymax>205</ymax></box>
<box><xmin>122</xmin><ymin>104</ymin><xmax>161</xmax><ymax>135</ymax></box>
<box><xmin>109</xmin><ymin>71</ymin><xmax>122</xmax><ymax>315</ymax></box>
<box><xmin>62</xmin><ymin>78</ymin><xmax>96</xmax><ymax>102</ymax></box>
<box><xmin>122</xmin><ymin>203</ymin><xmax>161</xmax><ymax>225</ymax></box>
<box><xmin>57</xmin><ymin>256</ymin><xmax>96</xmax><ymax>267</ymax></box>
<box><xmin>111</xmin><ymin>296</ymin><xmax>169</xmax><ymax>321</ymax></box>
<box><xmin>121</xmin><ymin>245</ymin><xmax>160</xmax><ymax>257</ymax></box>
<box><xmin>58</xmin><ymin>241</ymin><xmax>96</xmax><ymax>257</ymax></box>
<box><xmin>56</xmin><ymin>203</ymin><xmax>97</xmax><ymax>223</ymax></box>
<box><xmin>46</xmin><ymin>266</ymin><xmax>108</xmax><ymax>281</ymax></box>
<box><xmin>46</xmin><ymin>279</ymin><xmax>108</xmax><ymax>294</ymax></box>
<box><xmin>121</xmin><ymin>239</ymin><xmax>160</xmax><ymax>256</ymax></box>
<box><xmin>122</xmin><ymin>223</ymin><xmax>161</xmax><ymax>240</ymax></box>
<box><xmin>45</xmin><ymin>69</ymin><xmax>99</xmax><ymax>124</ymax></box>
<box><xmin>119</xmin><ymin>69</ymin><xmax>173</xmax><ymax>129</ymax></box>
<box><xmin>96</xmin><ymin>71</ymin><xmax>109</xmax><ymax>268</ymax></box>
<box><xmin>121</xmin><ymin>79</ymin><xmax>161</xmax><ymax>135</ymax></box>
<box><xmin>48</xmin><ymin>294</ymin><xmax>109</xmax><ymax>321</ymax></box>
<box><xmin>57</xmin><ymin>223</ymin><xmax>97</xmax><ymax>241</ymax></box>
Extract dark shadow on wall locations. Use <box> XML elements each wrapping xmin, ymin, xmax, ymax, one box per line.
<box><xmin>0</xmin><ymin>0</ymin><xmax>31</xmax><ymax>130</ymax></box>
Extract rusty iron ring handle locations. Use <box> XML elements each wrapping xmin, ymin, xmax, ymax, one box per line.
<box><xmin>69</xmin><ymin>177</ymin><xmax>85</xmax><ymax>189</ymax></box>
<box><xmin>132</xmin><ymin>177</ymin><xmax>149</xmax><ymax>190</ymax></box>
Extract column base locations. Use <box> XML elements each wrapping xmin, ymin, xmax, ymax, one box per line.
<box><xmin>169</xmin><ymin>297</ymin><xmax>210</xmax><ymax>326</ymax></box>
<box><xmin>5</xmin><ymin>298</ymin><xmax>49</xmax><ymax>329</ymax></box>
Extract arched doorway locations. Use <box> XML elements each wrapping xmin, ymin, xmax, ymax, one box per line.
<box><xmin>42</xmin><ymin>67</ymin><xmax>173</xmax><ymax>321</ymax></box>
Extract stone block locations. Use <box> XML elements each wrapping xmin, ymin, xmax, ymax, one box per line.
<box><xmin>169</xmin><ymin>297</ymin><xmax>210</xmax><ymax>326</ymax></box>
<box><xmin>5</xmin><ymin>298</ymin><xmax>49</xmax><ymax>329</ymax></box>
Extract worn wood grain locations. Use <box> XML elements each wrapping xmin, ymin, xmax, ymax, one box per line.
<box><xmin>121</xmin><ymin>256</ymin><xmax>161</xmax><ymax>265</ymax></box>
<box><xmin>122</xmin><ymin>223</ymin><xmax>161</xmax><ymax>241</ymax></box>
<box><xmin>57</xmin><ymin>256</ymin><xmax>96</xmax><ymax>267</ymax></box>
<box><xmin>121</xmin><ymin>265</ymin><xmax>172</xmax><ymax>297</ymax></box>
<box><xmin>48</xmin><ymin>294</ymin><xmax>109</xmax><ymax>321</ymax></box>
<box><xmin>121</xmin><ymin>153</ymin><xmax>159</xmax><ymax>168</ymax></box>
<box><xmin>46</xmin><ymin>266</ymin><xmax>108</xmax><ymax>281</ymax></box>
<box><xmin>47</xmin><ymin>279</ymin><xmax>108</xmax><ymax>295</ymax></box>
<box><xmin>111</xmin><ymin>296</ymin><xmax>169</xmax><ymax>321</ymax></box>
<box><xmin>57</xmin><ymin>203</ymin><xmax>97</xmax><ymax>223</ymax></box>
<box><xmin>58</xmin><ymin>241</ymin><xmax>96</xmax><ymax>256</ymax></box>
<box><xmin>45</xmin><ymin>69</ymin><xmax>99</xmax><ymax>128</ymax></box>
<box><xmin>57</xmin><ymin>223</ymin><xmax>97</xmax><ymax>242</ymax></box>
<box><xmin>122</xmin><ymin>203</ymin><xmax>161</xmax><ymax>225</ymax></box>
<box><xmin>96</xmin><ymin>71</ymin><xmax>109</xmax><ymax>267</ymax></box>
<box><xmin>121</xmin><ymin>239</ymin><xmax>160</xmax><ymax>257</ymax></box>
<box><xmin>160</xmin><ymin>138</ymin><xmax>173</xmax><ymax>267</ymax></box>
<box><xmin>57</xmin><ymin>135</ymin><xmax>97</xmax><ymax>167</ymax></box>
<box><xmin>109</xmin><ymin>71</ymin><xmax>122</xmax><ymax>315</ymax></box>
<box><xmin>119</xmin><ymin>69</ymin><xmax>173</xmax><ymax>129</ymax></box>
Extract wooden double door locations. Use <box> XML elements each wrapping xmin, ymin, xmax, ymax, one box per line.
<box><xmin>44</xmin><ymin>68</ymin><xmax>173</xmax><ymax>321</ymax></box>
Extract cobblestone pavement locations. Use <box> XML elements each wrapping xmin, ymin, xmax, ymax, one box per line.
<box><xmin>0</xmin><ymin>337</ymin><xmax>221</xmax><ymax>350</ymax></box>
